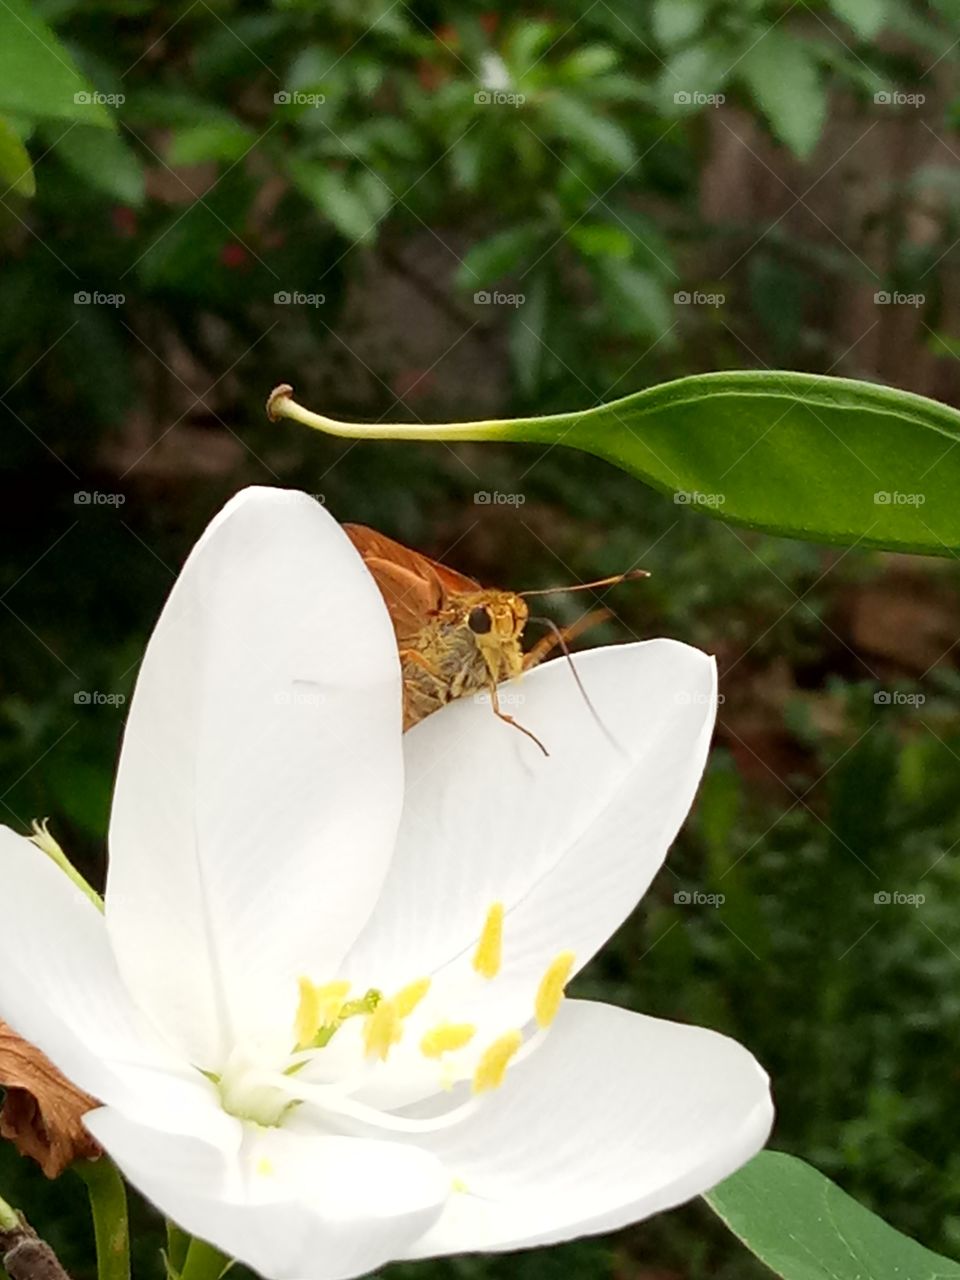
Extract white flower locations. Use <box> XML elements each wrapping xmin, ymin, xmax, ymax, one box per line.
<box><xmin>0</xmin><ymin>488</ymin><xmax>772</xmax><ymax>1280</ymax></box>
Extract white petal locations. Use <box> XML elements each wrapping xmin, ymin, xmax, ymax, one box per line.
<box><xmin>344</xmin><ymin>641</ymin><xmax>715</xmax><ymax>1018</ymax></box>
<box><xmin>86</xmin><ymin>1109</ymin><xmax>448</xmax><ymax>1280</ymax></box>
<box><xmin>404</xmin><ymin>999</ymin><xmax>772</xmax><ymax>1256</ymax></box>
<box><xmin>107</xmin><ymin>488</ymin><xmax>404</xmax><ymax>1068</ymax></box>
<box><xmin>0</xmin><ymin>827</ymin><xmax>232</xmax><ymax>1144</ymax></box>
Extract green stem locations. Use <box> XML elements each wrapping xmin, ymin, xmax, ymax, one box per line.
<box><xmin>166</xmin><ymin>1222</ymin><xmax>190</xmax><ymax>1277</ymax></box>
<box><xmin>75</xmin><ymin>1159</ymin><xmax>130</xmax><ymax>1280</ymax></box>
<box><xmin>0</xmin><ymin>1190</ymin><xmax>18</xmax><ymax>1232</ymax></box>
<box><xmin>267</xmin><ymin>384</ymin><xmax>523</xmax><ymax>440</ymax></box>
<box><xmin>179</xmin><ymin>1237</ymin><xmax>230</xmax><ymax>1280</ymax></box>
<box><xmin>29</xmin><ymin>820</ymin><xmax>103</xmax><ymax>912</ymax></box>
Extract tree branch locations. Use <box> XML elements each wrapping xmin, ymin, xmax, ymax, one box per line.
<box><xmin>0</xmin><ymin>1212</ymin><xmax>73</xmax><ymax>1280</ymax></box>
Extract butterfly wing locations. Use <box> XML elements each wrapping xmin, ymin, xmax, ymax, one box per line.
<box><xmin>345</xmin><ymin>523</ymin><xmax>480</xmax><ymax>640</ymax></box>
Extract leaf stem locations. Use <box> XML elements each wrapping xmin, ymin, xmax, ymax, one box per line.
<box><xmin>266</xmin><ymin>384</ymin><xmax>517</xmax><ymax>440</ymax></box>
<box><xmin>75</xmin><ymin>1159</ymin><xmax>130</xmax><ymax>1280</ymax></box>
<box><xmin>0</xmin><ymin>1190</ymin><xmax>18</xmax><ymax>1233</ymax></box>
<box><xmin>179</xmin><ymin>1236</ymin><xmax>230</xmax><ymax>1280</ymax></box>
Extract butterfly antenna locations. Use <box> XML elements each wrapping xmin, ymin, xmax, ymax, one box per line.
<box><xmin>519</xmin><ymin>568</ymin><xmax>650</xmax><ymax>598</ymax></box>
<box><xmin>528</xmin><ymin>616</ymin><xmax>628</xmax><ymax>758</ymax></box>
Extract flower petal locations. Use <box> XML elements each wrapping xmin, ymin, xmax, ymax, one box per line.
<box><xmin>404</xmin><ymin>999</ymin><xmax>772</xmax><ymax>1255</ymax></box>
<box><xmin>0</xmin><ymin>827</ymin><xmax>230</xmax><ymax>1145</ymax></box>
<box><xmin>344</xmin><ymin>641</ymin><xmax>715</xmax><ymax>1027</ymax></box>
<box><xmin>107</xmin><ymin>488</ymin><xmax>404</xmax><ymax>1068</ymax></box>
<box><xmin>85</xmin><ymin>1109</ymin><xmax>448</xmax><ymax>1280</ymax></box>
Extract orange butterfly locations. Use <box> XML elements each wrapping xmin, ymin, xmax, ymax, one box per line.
<box><xmin>345</xmin><ymin>524</ymin><xmax>647</xmax><ymax>754</ymax></box>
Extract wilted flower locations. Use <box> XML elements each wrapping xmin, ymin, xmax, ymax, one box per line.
<box><xmin>0</xmin><ymin>488</ymin><xmax>772</xmax><ymax>1279</ymax></box>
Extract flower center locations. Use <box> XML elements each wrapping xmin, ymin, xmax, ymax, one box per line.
<box><xmin>217</xmin><ymin>1045</ymin><xmax>294</xmax><ymax>1126</ymax></box>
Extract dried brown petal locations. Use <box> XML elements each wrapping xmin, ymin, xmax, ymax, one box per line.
<box><xmin>0</xmin><ymin>1020</ymin><xmax>100</xmax><ymax>1178</ymax></box>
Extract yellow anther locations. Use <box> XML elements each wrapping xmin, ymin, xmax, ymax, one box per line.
<box><xmin>535</xmin><ymin>951</ymin><xmax>575</xmax><ymax>1028</ymax></box>
<box><xmin>394</xmin><ymin>977</ymin><xmax>431</xmax><ymax>1018</ymax></box>
<box><xmin>295</xmin><ymin>979</ymin><xmax>351</xmax><ymax>1049</ymax></box>
<box><xmin>451</xmin><ymin>1176</ymin><xmax>468</xmax><ymax>1194</ymax></box>
<box><xmin>420</xmin><ymin>1022</ymin><xmax>477</xmax><ymax>1059</ymax></box>
<box><xmin>256</xmin><ymin>1157</ymin><xmax>275</xmax><ymax>1177</ymax></box>
<box><xmin>472</xmin><ymin>1029</ymin><xmax>522</xmax><ymax>1093</ymax></box>
<box><xmin>294</xmin><ymin>977</ymin><xmax>321</xmax><ymax>1049</ymax></box>
<box><xmin>473</xmin><ymin>902</ymin><xmax>505</xmax><ymax>979</ymax></box>
<box><xmin>363</xmin><ymin>998</ymin><xmax>402</xmax><ymax>1062</ymax></box>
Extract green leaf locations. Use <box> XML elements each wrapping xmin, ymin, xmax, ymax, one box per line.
<box><xmin>167</xmin><ymin>122</ymin><xmax>256</xmax><ymax>166</ymax></box>
<box><xmin>652</xmin><ymin>0</ymin><xmax>707</xmax><ymax>48</ymax></box>
<box><xmin>0</xmin><ymin>116</ymin><xmax>35</xmax><ymax>196</ymax></box>
<box><xmin>538</xmin><ymin>95</ymin><xmax>635</xmax><ymax>170</ymax></box>
<box><xmin>49</xmin><ymin>124</ymin><xmax>144</xmax><ymax>204</ymax></box>
<box><xmin>456</xmin><ymin>226</ymin><xmax>541</xmax><ymax>290</ymax></box>
<box><xmin>739</xmin><ymin>29</ymin><xmax>827</xmax><ymax>159</ymax></box>
<box><xmin>288</xmin><ymin>159</ymin><xmax>391</xmax><ymax>244</ymax></box>
<box><xmin>706</xmin><ymin>1151</ymin><xmax>960</xmax><ymax>1280</ymax></box>
<box><xmin>277</xmin><ymin>370</ymin><xmax>960</xmax><ymax>555</ymax></box>
<box><xmin>829</xmin><ymin>0</ymin><xmax>888</xmax><ymax>39</ymax></box>
<box><xmin>0</xmin><ymin>0</ymin><xmax>111</xmax><ymax>126</ymax></box>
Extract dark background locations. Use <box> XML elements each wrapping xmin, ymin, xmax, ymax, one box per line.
<box><xmin>2</xmin><ymin>2</ymin><xmax>960</xmax><ymax>1277</ymax></box>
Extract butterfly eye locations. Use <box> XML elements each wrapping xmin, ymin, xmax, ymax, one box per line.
<box><xmin>467</xmin><ymin>606</ymin><xmax>493</xmax><ymax>635</ymax></box>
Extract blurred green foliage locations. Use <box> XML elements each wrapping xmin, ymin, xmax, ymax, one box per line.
<box><xmin>2</xmin><ymin>1</ymin><xmax>960</xmax><ymax>1279</ymax></box>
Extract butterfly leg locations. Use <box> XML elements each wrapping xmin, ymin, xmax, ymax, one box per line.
<box><xmin>487</xmin><ymin>679</ymin><xmax>549</xmax><ymax>757</ymax></box>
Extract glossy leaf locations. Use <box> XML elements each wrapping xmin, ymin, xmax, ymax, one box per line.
<box><xmin>270</xmin><ymin>370</ymin><xmax>960</xmax><ymax>555</ymax></box>
<box><xmin>0</xmin><ymin>0</ymin><xmax>111</xmax><ymax>127</ymax></box>
<box><xmin>706</xmin><ymin>1151</ymin><xmax>960</xmax><ymax>1280</ymax></box>
<box><xmin>0</xmin><ymin>116</ymin><xmax>34</xmax><ymax>197</ymax></box>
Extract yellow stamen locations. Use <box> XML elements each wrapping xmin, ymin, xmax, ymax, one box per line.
<box><xmin>294</xmin><ymin>977</ymin><xmax>321</xmax><ymax>1049</ymax></box>
<box><xmin>451</xmin><ymin>1176</ymin><xmax>468</xmax><ymax>1193</ymax></box>
<box><xmin>256</xmin><ymin>1157</ymin><xmax>274</xmax><ymax>1177</ymax></box>
<box><xmin>395</xmin><ymin>977</ymin><xmax>431</xmax><ymax>1018</ymax></box>
<box><xmin>420</xmin><ymin>1022</ymin><xmax>477</xmax><ymax>1059</ymax></box>
<box><xmin>363</xmin><ymin>998</ymin><xmax>402</xmax><ymax>1061</ymax></box>
<box><xmin>473</xmin><ymin>902</ymin><xmax>504</xmax><ymax>979</ymax></box>
<box><xmin>315</xmin><ymin>980</ymin><xmax>352</xmax><ymax>1024</ymax></box>
<box><xmin>472</xmin><ymin>1029</ymin><xmax>522</xmax><ymax>1093</ymax></box>
<box><xmin>535</xmin><ymin>951</ymin><xmax>575</xmax><ymax>1028</ymax></box>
